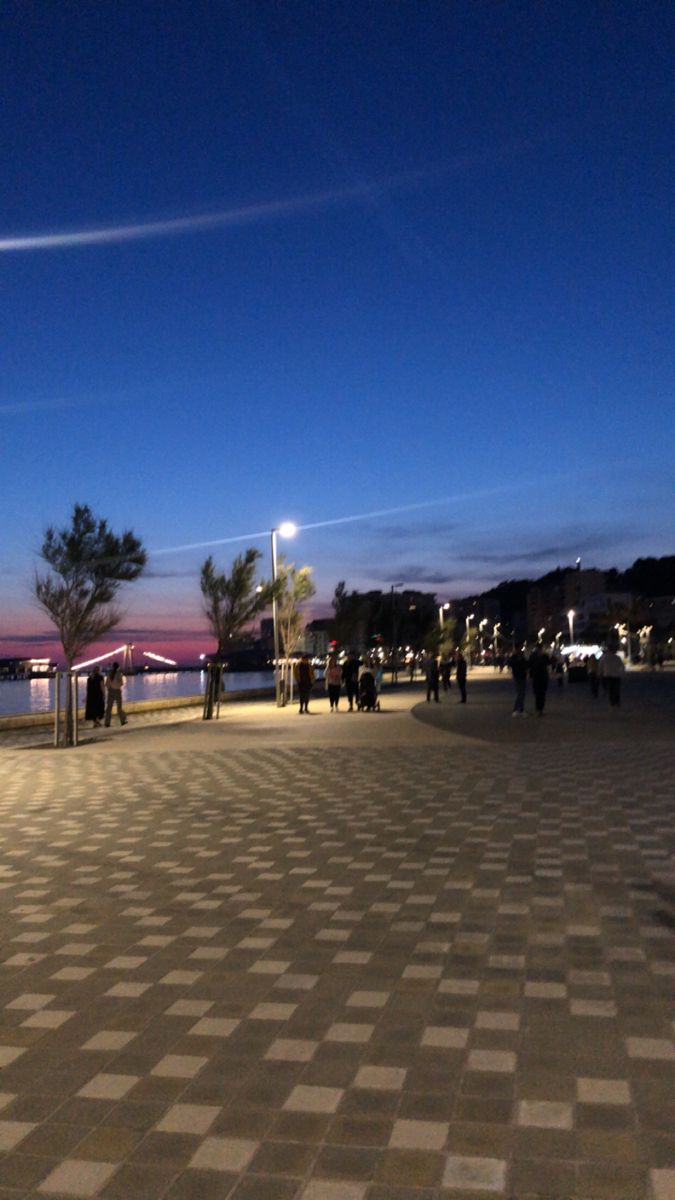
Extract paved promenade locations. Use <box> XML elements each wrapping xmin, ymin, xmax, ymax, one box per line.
<box><xmin>0</xmin><ymin>672</ymin><xmax>673</xmax><ymax>1199</ymax></box>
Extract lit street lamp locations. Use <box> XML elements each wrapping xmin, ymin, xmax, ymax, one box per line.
<box><xmin>567</xmin><ymin>608</ymin><xmax>575</xmax><ymax>646</ymax></box>
<box><xmin>493</xmin><ymin>621</ymin><xmax>501</xmax><ymax>659</ymax></box>
<box><xmin>271</xmin><ymin>521</ymin><xmax>296</xmax><ymax>706</ymax></box>
<box><xmin>439</xmin><ymin>602</ymin><xmax>450</xmax><ymax>628</ymax></box>
<box><xmin>614</xmin><ymin>622</ymin><xmax>630</xmax><ymax>662</ymax></box>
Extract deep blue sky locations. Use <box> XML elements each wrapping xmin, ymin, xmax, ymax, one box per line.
<box><xmin>2</xmin><ymin>0</ymin><xmax>673</xmax><ymax>660</ymax></box>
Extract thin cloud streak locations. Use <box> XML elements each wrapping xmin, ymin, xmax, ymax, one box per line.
<box><xmin>0</xmin><ymin>172</ymin><xmax>430</xmax><ymax>254</ymax></box>
<box><xmin>149</xmin><ymin>467</ymin><xmax>619</xmax><ymax>559</ymax></box>
<box><xmin>0</xmin><ymin>396</ymin><xmax>87</xmax><ymax>416</ymax></box>
<box><xmin>0</xmin><ymin>141</ymin><xmax>538</xmax><ymax>255</ymax></box>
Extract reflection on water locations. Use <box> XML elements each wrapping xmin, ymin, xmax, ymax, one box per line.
<box><xmin>28</xmin><ymin>677</ymin><xmax>52</xmax><ymax>710</ymax></box>
<box><xmin>0</xmin><ymin>670</ymin><xmax>274</xmax><ymax>717</ymax></box>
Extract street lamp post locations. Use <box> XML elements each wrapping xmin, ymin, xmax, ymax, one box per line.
<box><xmin>479</xmin><ymin>618</ymin><xmax>488</xmax><ymax>662</ymax></box>
<box><xmin>493</xmin><ymin>622</ymin><xmax>501</xmax><ymax>666</ymax></box>
<box><xmin>567</xmin><ymin>608</ymin><xmax>575</xmax><ymax>647</ymax></box>
<box><xmin>439</xmin><ymin>602</ymin><xmax>450</xmax><ymax>629</ymax></box>
<box><xmin>271</xmin><ymin>521</ymin><xmax>297</xmax><ymax>706</ymax></box>
<box><xmin>390</xmin><ymin>582</ymin><xmax>404</xmax><ymax>684</ymax></box>
<box><xmin>466</xmin><ymin>612</ymin><xmax>475</xmax><ymax>668</ymax></box>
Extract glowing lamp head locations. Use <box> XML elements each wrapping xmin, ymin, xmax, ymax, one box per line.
<box><xmin>278</xmin><ymin>521</ymin><xmax>297</xmax><ymax>539</ymax></box>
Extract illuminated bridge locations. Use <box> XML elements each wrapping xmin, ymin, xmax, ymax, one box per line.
<box><xmin>74</xmin><ymin>644</ymin><xmax>178</xmax><ymax>673</ymax></box>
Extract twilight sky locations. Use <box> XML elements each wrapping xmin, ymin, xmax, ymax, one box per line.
<box><xmin>1</xmin><ymin>0</ymin><xmax>673</xmax><ymax>663</ymax></box>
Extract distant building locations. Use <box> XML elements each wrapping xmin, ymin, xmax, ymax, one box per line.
<box><xmin>573</xmin><ymin>592</ymin><xmax>634</xmax><ymax>635</ymax></box>
<box><xmin>527</xmin><ymin>568</ymin><xmax>606</xmax><ymax>638</ymax></box>
<box><xmin>300</xmin><ymin>619</ymin><xmax>333</xmax><ymax>658</ymax></box>
<box><xmin>0</xmin><ymin>657</ymin><xmax>55</xmax><ymax>679</ymax></box>
<box><xmin>635</xmin><ymin>595</ymin><xmax>675</xmax><ymax>632</ymax></box>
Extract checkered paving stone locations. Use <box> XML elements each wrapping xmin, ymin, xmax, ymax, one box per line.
<box><xmin>0</xmin><ymin>738</ymin><xmax>672</xmax><ymax>1199</ymax></box>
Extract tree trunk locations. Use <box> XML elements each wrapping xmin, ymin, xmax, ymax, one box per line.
<box><xmin>63</xmin><ymin>658</ymin><xmax>74</xmax><ymax>747</ymax></box>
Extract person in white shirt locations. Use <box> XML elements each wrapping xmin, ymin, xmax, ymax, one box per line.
<box><xmin>599</xmin><ymin>648</ymin><xmax>625</xmax><ymax>707</ymax></box>
<box><xmin>104</xmin><ymin>662</ymin><xmax>128</xmax><ymax>726</ymax></box>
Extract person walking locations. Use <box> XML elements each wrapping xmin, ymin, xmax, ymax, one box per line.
<box><xmin>293</xmin><ymin>654</ymin><xmax>315</xmax><ymax>714</ymax></box>
<box><xmin>599</xmin><ymin>645</ymin><xmax>625</xmax><ymax>707</ymax></box>
<box><xmin>324</xmin><ymin>654</ymin><xmax>342</xmax><ymax>712</ymax></box>
<box><xmin>424</xmin><ymin>654</ymin><xmax>440</xmax><ymax>702</ymax></box>
<box><xmin>85</xmin><ymin>665</ymin><xmax>105</xmax><ymax>728</ymax></box>
<box><xmin>509</xmin><ymin>646</ymin><xmax>528</xmax><ymax>716</ymax></box>
<box><xmin>104</xmin><ymin>662</ymin><xmax>127</xmax><ymax>727</ymax></box>
<box><xmin>455</xmin><ymin>650</ymin><xmax>467</xmax><ymax>703</ymax></box>
<box><xmin>342</xmin><ymin>652</ymin><xmax>360</xmax><ymax>712</ymax></box>
<box><xmin>440</xmin><ymin>656</ymin><xmax>452</xmax><ymax>692</ymax></box>
<box><xmin>528</xmin><ymin>644</ymin><xmax>550</xmax><ymax>716</ymax></box>
<box><xmin>587</xmin><ymin>654</ymin><xmax>600</xmax><ymax>698</ymax></box>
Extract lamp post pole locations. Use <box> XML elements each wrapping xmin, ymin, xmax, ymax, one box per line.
<box><xmin>391</xmin><ymin>582</ymin><xmax>404</xmax><ymax>684</ymax></box>
<box><xmin>271</xmin><ymin>529</ymin><xmax>282</xmax><ymax>706</ymax></box>
<box><xmin>567</xmin><ymin>608</ymin><xmax>575</xmax><ymax>647</ymax></box>
<box><xmin>271</xmin><ymin>521</ymin><xmax>297</xmax><ymax>707</ymax></box>
<box><xmin>466</xmin><ymin>612</ymin><xmax>475</xmax><ymax>669</ymax></box>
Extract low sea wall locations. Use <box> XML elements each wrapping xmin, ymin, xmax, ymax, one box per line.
<box><xmin>0</xmin><ymin>687</ymin><xmax>276</xmax><ymax>733</ymax></box>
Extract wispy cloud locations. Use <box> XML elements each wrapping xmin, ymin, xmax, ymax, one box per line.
<box><xmin>0</xmin><ymin>170</ymin><xmax>435</xmax><ymax>254</ymax></box>
<box><xmin>368</xmin><ymin>565</ymin><xmax>455</xmax><ymax>586</ymax></box>
<box><xmin>0</xmin><ymin>396</ymin><xmax>91</xmax><ymax>416</ymax></box>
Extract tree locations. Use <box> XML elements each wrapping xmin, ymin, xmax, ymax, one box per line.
<box><xmin>34</xmin><ymin>503</ymin><xmax>146</xmax><ymax>745</ymax></box>
<box><xmin>200</xmin><ymin>549</ymin><xmax>278</xmax><ymax>657</ymax></box>
<box><xmin>276</xmin><ymin>557</ymin><xmax>317</xmax><ymax>697</ymax></box>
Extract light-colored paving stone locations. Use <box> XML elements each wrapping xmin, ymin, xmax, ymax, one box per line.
<box><xmin>0</xmin><ymin>672</ymin><xmax>672</xmax><ymax>1200</ymax></box>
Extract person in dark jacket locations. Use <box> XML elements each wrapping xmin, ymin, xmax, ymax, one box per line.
<box><xmin>424</xmin><ymin>654</ymin><xmax>440</xmax><ymax>703</ymax></box>
<box><xmin>509</xmin><ymin>647</ymin><xmax>528</xmax><ymax>716</ymax></box>
<box><xmin>440</xmin><ymin>657</ymin><xmax>452</xmax><ymax>692</ymax></box>
<box><xmin>455</xmin><ymin>650</ymin><xmax>467</xmax><ymax>703</ymax></box>
<box><xmin>85</xmin><ymin>665</ymin><xmax>105</xmax><ymax>728</ymax></box>
<box><xmin>293</xmin><ymin>655</ymin><xmax>315</xmax><ymax>714</ymax></box>
<box><xmin>342</xmin><ymin>652</ymin><xmax>360</xmax><ymax>712</ymax></box>
<box><xmin>528</xmin><ymin>645</ymin><xmax>550</xmax><ymax>715</ymax></box>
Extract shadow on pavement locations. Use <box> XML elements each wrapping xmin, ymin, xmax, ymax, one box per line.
<box><xmin>412</xmin><ymin>671</ymin><xmax>675</xmax><ymax>745</ymax></box>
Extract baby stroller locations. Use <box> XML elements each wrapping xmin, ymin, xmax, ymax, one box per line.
<box><xmin>357</xmin><ymin>668</ymin><xmax>380</xmax><ymax>712</ymax></box>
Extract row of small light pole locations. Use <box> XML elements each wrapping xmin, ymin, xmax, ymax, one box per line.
<box><xmin>438</xmin><ymin>605</ymin><xmax>502</xmax><ymax>669</ymax></box>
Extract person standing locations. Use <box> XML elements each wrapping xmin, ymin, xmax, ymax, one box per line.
<box><xmin>587</xmin><ymin>654</ymin><xmax>600</xmax><ymax>698</ymax></box>
<box><xmin>294</xmin><ymin>654</ymin><xmax>315</xmax><ymax>714</ymax></box>
<box><xmin>509</xmin><ymin>646</ymin><xmax>528</xmax><ymax>716</ymax></box>
<box><xmin>424</xmin><ymin>654</ymin><xmax>440</xmax><ymax>703</ymax></box>
<box><xmin>599</xmin><ymin>646</ymin><xmax>625</xmax><ymax>707</ymax></box>
<box><xmin>342</xmin><ymin>652</ymin><xmax>360</xmax><ymax>712</ymax></box>
<box><xmin>455</xmin><ymin>650</ymin><xmax>467</xmax><ymax>703</ymax></box>
<box><xmin>85</xmin><ymin>665</ymin><xmax>105</xmax><ymax>728</ymax></box>
<box><xmin>104</xmin><ymin>662</ymin><xmax>127</xmax><ymax>727</ymax></box>
<box><xmin>324</xmin><ymin>654</ymin><xmax>342</xmax><ymax>712</ymax></box>
<box><xmin>528</xmin><ymin>644</ymin><xmax>550</xmax><ymax>716</ymax></box>
<box><xmin>440</xmin><ymin>656</ymin><xmax>452</xmax><ymax>692</ymax></box>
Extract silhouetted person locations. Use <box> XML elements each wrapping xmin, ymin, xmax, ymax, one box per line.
<box><xmin>324</xmin><ymin>654</ymin><xmax>342</xmax><ymax>712</ymax></box>
<box><xmin>456</xmin><ymin>650</ymin><xmax>467</xmax><ymax>703</ymax></box>
<box><xmin>528</xmin><ymin>645</ymin><xmax>550</xmax><ymax>715</ymax></box>
<box><xmin>587</xmin><ymin>654</ymin><xmax>600</xmax><ymax>698</ymax></box>
<box><xmin>440</xmin><ymin>656</ymin><xmax>452</xmax><ymax>692</ymax></box>
<box><xmin>509</xmin><ymin>647</ymin><xmax>528</xmax><ymax>716</ymax></box>
<box><xmin>599</xmin><ymin>647</ymin><xmax>625</xmax><ymax>707</ymax></box>
<box><xmin>342</xmin><ymin>652</ymin><xmax>360</xmax><ymax>712</ymax></box>
<box><xmin>294</xmin><ymin>654</ymin><xmax>315</xmax><ymax>714</ymax></box>
<box><xmin>85</xmin><ymin>665</ymin><xmax>105</xmax><ymax>728</ymax></box>
<box><xmin>424</xmin><ymin>654</ymin><xmax>440</xmax><ymax>703</ymax></box>
<box><xmin>104</xmin><ymin>662</ymin><xmax>127</xmax><ymax>727</ymax></box>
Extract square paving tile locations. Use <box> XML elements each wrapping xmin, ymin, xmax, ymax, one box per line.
<box><xmin>37</xmin><ymin>1158</ymin><xmax>118</xmax><ymax>1195</ymax></box>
